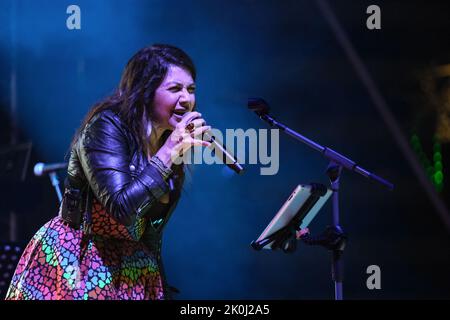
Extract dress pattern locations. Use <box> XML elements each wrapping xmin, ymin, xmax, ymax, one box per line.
<box><xmin>5</xmin><ymin>197</ymin><xmax>166</xmax><ymax>300</ymax></box>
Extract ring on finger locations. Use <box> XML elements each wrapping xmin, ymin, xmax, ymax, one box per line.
<box><xmin>185</xmin><ymin>122</ymin><xmax>195</xmax><ymax>134</ymax></box>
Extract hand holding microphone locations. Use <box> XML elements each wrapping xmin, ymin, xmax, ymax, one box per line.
<box><xmin>157</xmin><ymin>111</ymin><xmax>244</xmax><ymax>174</ymax></box>
<box><xmin>158</xmin><ymin>111</ymin><xmax>211</xmax><ymax>163</ymax></box>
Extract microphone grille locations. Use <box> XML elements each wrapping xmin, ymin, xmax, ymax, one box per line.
<box><xmin>33</xmin><ymin>163</ymin><xmax>44</xmax><ymax>176</ymax></box>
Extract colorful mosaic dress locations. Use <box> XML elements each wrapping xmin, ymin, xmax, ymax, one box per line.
<box><xmin>5</xmin><ymin>109</ymin><xmax>179</xmax><ymax>300</ymax></box>
<box><xmin>5</xmin><ymin>196</ymin><xmax>171</xmax><ymax>300</ymax></box>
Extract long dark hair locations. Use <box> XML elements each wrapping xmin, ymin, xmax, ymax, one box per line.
<box><xmin>71</xmin><ymin>44</ymin><xmax>196</xmax><ymax>188</ymax></box>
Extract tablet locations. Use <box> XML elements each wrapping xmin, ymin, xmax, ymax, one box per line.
<box><xmin>253</xmin><ymin>184</ymin><xmax>332</xmax><ymax>250</ymax></box>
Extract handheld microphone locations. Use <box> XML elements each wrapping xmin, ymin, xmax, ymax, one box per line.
<box><xmin>33</xmin><ymin>162</ymin><xmax>68</xmax><ymax>177</ymax></box>
<box><xmin>203</xmin><ymin>131</ymin><xmax>244</xmax><ymax>175</ymax></box>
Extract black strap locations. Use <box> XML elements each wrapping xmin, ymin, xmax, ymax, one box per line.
<box><xmin>82</xmin><ymin>185</ymin><xmax>93</xmax><ymax>233</ymax></box>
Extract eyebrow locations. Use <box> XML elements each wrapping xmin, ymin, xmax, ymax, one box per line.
<box><xmin>165</xmin><ymin>81</ymin><xmax>196</xmax><ymax>87</ymax></box>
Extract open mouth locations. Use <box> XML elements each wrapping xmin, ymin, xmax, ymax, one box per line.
<box><xmin>172</xmin><ymin>109</ymin><xmax>187</xmax><ymax>117</ymax></box>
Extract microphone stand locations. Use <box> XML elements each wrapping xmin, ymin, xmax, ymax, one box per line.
<box><xmin>48</xmin><ymin>172</ymin><xmax>63</xmax><ymax>203</ymax></box>
<box><xmin>255</xmin><ymin>110</ymin><xmax>394</xmax><ymax>300</ymax></box>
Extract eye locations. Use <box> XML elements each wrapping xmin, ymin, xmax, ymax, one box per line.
<box><xmin>169</xmin><ymin>86</ymin><xmax>181</xmax><ymax>92</ymax></box>
<box><xmin>188</xmin><ymin>86</ymin><xmax>196</xmax><ymax>94</ymax></box>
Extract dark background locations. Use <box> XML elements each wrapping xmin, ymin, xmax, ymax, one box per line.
<box><xmin>0</xmin><ymin>0</ymin><xmax>449</xmax><ymax>299</ymax></box>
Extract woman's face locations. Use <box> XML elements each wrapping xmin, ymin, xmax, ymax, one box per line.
<box><xmin>152</xmin><ymin>64</ymin><xmax>196</xmax><ymax>130</ymax></box>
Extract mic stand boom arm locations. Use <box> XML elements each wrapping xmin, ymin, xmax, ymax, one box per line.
<box><xmin>260</xmin><ymin>113</ymin><xmax>394</xmax><ymax>191</ymax></box>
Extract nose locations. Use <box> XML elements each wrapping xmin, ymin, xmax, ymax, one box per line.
<box><xmin>179</xmin><ymin>88</ymin><xmax>193</xmax><ymax>109</ymax></box>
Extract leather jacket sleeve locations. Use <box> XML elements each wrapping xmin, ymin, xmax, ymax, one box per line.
<box><xmin>77</xmin><ymin>110</ymin><xmax>169</xmax><ymax>227</ymax></box>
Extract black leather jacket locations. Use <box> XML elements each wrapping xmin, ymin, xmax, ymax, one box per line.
<box><xmin>58</xmin><ymin>108</ymin><xmax>183</xmax><ymax>298</ymax></box>
<box><xmin>60</xmin><ymin>108</ymin><xmax>182</xmax><ymax>247</ymax></box>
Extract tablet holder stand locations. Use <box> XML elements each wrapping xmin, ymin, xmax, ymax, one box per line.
<box><xmin>248</xmin><ymin>98</ymin><xmax>394</xmax><ymax>300</ymax></box>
